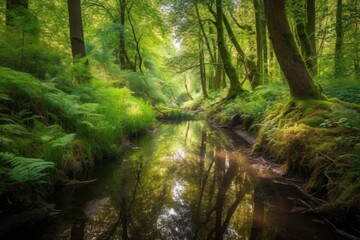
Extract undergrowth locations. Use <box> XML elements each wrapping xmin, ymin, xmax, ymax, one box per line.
<box><xmin>204</xmin><ymin>85</ymin><xmax>287</xmax><ymax>132</ymax></box>
<box><xmin>254</xmin><ymin>99</ymin><xmax>360</xmax><ymax>210</ymax></box>
<box><xmin>0</xmin><ymin>67</ymin><xmax>155</xmax><ymax>206</ymax></box>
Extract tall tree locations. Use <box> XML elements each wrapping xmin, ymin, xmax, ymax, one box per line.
<box><xmin>253</xmin><ymin>0</ymin><xmax>264</xmax><ymax>82</ymax></box>
<box><xmin>212</xmin><ymin>0</ymin><xmax>243</xmax><ymax>98</ymax></box>
<box><xmin>119</xmin><ymin>0</ymin><xmax>128</xmax><ymax>70</ymax></box>
<box><xmin>264</xmin><ymin>0</ymin><xmax>323</xmax><ymax>99</ymax></box>
<box><xmin>334</xmin><ymin>0</ymin><xmax>344</xmax><ymax>76</ymax></box>
<box><xmin>291</xmin><ymin>0</ymin><xmax>317</xmax><ymax>76</ymax></box>
<box><xmin>67</xmin><ymin>0</ymin><xmax>87</xmax><ymax>60</ymax></box>
<box><xmin>199</xmin><ymin>36</ymin><xmax>208</xmax><ymax>98</ymax></box>
<box><xmin>306</xmin><ymin>0</ymin><xmax>317</xmax><ymax>75</ymax></box>
<box><xmin>127</xmin><ymin>3</ymin><xmax>142</xmax><ymax>72</ymax></box>
<box><xmin>261</xmin><ymin>2</ymin><xmax>268</xmax><ymax>77</ymax></box>
<box><xmin>223</xmin><ymin>13</ymin><xmax>259</xmax><ymax>90</ymax></box>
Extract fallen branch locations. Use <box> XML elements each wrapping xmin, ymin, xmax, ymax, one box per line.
<box><xmin>62</xmin><ymin>179</ymin><xmax>97</xmax><ymax>186</ymax></box>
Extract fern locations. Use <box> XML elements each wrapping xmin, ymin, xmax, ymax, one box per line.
<box><xmin>0</xmin><ymin>152</ymin><xmax>55</xmax><ymax>185</ymax></box>
<box><xmin>51</xmin><ymin>133</ymin><xmax>76</xmax><ymax>148</ymax></box>
<box><xmin>0</xmin><ymin>124</ymin><xmax>27</xmax><ymax>135</ymax></box>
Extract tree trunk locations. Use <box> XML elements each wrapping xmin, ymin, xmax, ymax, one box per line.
<box><xmin>214</xmin><ymin>50</ymin><xmax>223</xmax><ymax>90</ymax></box>
<box><xmin>199</xmin><ymin>37</ymin><xmax>208</xmax><ymax>98</ymax></box>
<box><xmin>223</xmin><ymin>13</ymin><xmax>259</xmax><ymax>90</ymax></box>
<box><xmin>127</xmin><ymin>4</ymin><xmax>141</xmax><ymax>72</ymax></box>
<box><xmin>253</xmin><ymin>0</ymin><xmax>264</xmax><ymax>83</ymax></box>
<box><xmin>291</xmin><ymin>0</ymin><xmax>316</xmax><ymax>76</ymax></box>
<box><xmin>215</xmin><ymin>0</ymin><xmax>243</xmax><ymax>99</ymax></box>
<box><xmin>306</xmin><ymin>0</ymin><xmax>317</xmax><ymax>75</ymax></box>
<box><xmin>119</xmin><ymin>0</ymin><xmax>127</xmax><ymax>70</ymax></box>
<box><xmin>264</xmin><ymin>0</ymin><xmax>324</xmax><ymax>99</ymax></box>
<box><xmin>67</xmin><ymin>0</ymin><xmax>87</xmax><ymax>60</ymax></box>
<box><xmin>334</xmin><ymin>0</ymin><xmax>344</xmax><ymax>76</ymax></box>
<box><xmin>6</xmin><ymin>0</ymin><xmax>28</xmax><ymax>26</ymax></box>
<box><xmin>195</xmin><ymin>3</ymin><xmax>215</xmax><ymax>63</ymax></box>
<box><xmin>261</xmin><ymin>1</ymin><xmax>268</xmax><ymax>77</ymax></box>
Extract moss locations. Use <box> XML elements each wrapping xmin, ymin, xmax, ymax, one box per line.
<box><xmin>254</xmin><ymin>98</ymin><xmax>360</xmax><ymax>210</ymax></box>
<box><xmin>299</xmin><ymin>116</ymin><xmax>325</xmax><ymax>127</ymax></box>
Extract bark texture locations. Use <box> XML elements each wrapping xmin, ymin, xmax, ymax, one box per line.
<box><xmin>264</xmin><ymin>0</ymin><xmax>323</xmax><ymax>99</ymax></box>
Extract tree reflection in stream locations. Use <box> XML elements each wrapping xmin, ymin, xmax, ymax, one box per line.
<box><xmin>44</xmin><ymin>121</ymin><xmax>339</xmax><ymax>240</ymax></box>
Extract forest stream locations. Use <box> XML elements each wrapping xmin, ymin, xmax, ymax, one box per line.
<box><xmin>13</xmin><ymin>121</ymin><xmax>344</xmax><ymax>240</ymax></box>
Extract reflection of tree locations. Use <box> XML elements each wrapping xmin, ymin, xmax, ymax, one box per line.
<box><xmin>213</xmin><ymin>159</ymin><xmax>249</xmax><ymax>240</ymax></box>
<box><xmin>250</xmin><ymin>183</ymin><xmax>265</xmax><ymax>240</ymax></box>
<box><xmin>68</xmin><ymin>122</ymin><xmax>254</xmax><ymax>240</ymax></box>
<box><xmin>191</xmin><ymin>127</ymin><xmax>251</xmax><ymax>240</ymax></box>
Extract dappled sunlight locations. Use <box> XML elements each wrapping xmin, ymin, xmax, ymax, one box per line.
<box><xmin>25</xmin><ymin>121</ymin><xmax>342</xmax><ymax>239</ymax></box>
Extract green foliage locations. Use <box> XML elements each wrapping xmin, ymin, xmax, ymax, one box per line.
<box><xmin>0</xmin><ymin>152</ymin><xmax>54</xmax><ymax>196</ymax></box>
<box><xmin>205</xmin><ymin>84</ymin><xmax>287</xmax><ymax>131</ymax></box>
<box><xmin>120</xmin><ymin>71</ymin><xmax>168</xmax><ymax>104</ymax></box>
<box><xmin>0</xmin><ymin>28</ymin><xmax>64</xmax><ymax>79</ymax></box>
<box><xmin>0</xmin><ymin>67</ymin><xmax>155</xmax><ymax>203</ymax></box>
<box><xmin>319</xmin><ymin>78</ymin><xmax>360</xmax><ymax>104</ymax></box>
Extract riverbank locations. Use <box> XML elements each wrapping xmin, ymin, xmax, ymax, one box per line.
<box><xmin>8</xmin><ymin>121</ymin><xmax>347</xmax><ymax>240</ymax></box>
<box><xmin>0</xmin><ymin>67</ymin><xmax>156</xmax><ymax>235</ymax></box>
<box><xmin>195</xmin><ymin>88</ymin><xmax>360</xmax><ymax>217</ymax></box>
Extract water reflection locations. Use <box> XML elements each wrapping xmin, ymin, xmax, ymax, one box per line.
<box><xmin>44</xmin><ymin>121</ymin><xmax>338</xmax><ymax>240</ymax></box>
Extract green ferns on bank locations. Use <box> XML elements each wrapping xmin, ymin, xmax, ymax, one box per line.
<box><xmin>0</xmin><ymin>67</ymin><xmax>155</xmax><ymax>204</ymax></box>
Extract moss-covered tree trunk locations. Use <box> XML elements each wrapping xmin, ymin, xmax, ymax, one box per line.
<box><xmin>223</xmin><ymin>14</ymin><xmax>259</xmax><ymax>90</ymax></box>
<box><xmin>215</xmin><ymin>0</ymin><xmax>243</xmax><ymax>99</ymax></box>
<box><xmin>214</xmin><ymin>50</ymin><xmax>223</xmax><ymax>90</ymax></box>
<box><xmin>253</xmin><ymin>0</ymin><xmax>264</xmax><ymax>83</ymax></box>
<box><xmin>264</xmin><ymin>0</ymin><xmax>324</xmax><ymax>99</ymax></box>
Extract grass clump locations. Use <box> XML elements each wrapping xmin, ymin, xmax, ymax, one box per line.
<box><xmin>254</xmin><ymin>98</ymin><xmax>360</xmax><ymax>210</ymax></box>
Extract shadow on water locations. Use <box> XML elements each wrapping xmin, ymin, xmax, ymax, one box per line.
<box><xmin>41</xmin><ymin>121</ymin><xmax>342</xmax><ymax>240</ymax></box>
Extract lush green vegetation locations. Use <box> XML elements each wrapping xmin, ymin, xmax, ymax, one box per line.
<box><xmin>0</xmin><ymin>67</ymin><xmax>155</xmax><ymax>205</ymax></box>
<box><xmin>0</xmin><ymin>0</ymin><xmax>360</xmax><ymax>237</ymax></box>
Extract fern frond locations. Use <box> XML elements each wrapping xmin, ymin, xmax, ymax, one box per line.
<box><xmin>51</xmin><ymin>133</ymin><xmax>75</xmax><ymax>148</ymax></box>
<box><xmin>0</xmin><ymin>124</ymin><xmax>27</xmax><ymax>135</ymax></box>
<box><xmin>0</xmin><ymin>93</ymin><xmax>12</xmax><ymax>101</ymax></box>
<box><xmin>0</xmin><ymin>152</ymin><xmax>55</xmax><ymax>183</ymax></box>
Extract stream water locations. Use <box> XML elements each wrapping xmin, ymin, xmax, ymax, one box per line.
<box><xmin>39</xmin><ymin>121</ymin><xmax>341</xmax><ymax>240</ymax></box>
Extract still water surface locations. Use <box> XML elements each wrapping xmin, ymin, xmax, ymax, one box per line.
<box><xmin>43</xmin><ymin>121</ymin><xmax>339</xmax><ymax>240</ymax></box>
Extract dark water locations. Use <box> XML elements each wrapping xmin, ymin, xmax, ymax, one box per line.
<box><xmin>41</xmin><ymin>121</ymin><xmax>341</xmax><ymax>240</ymax></box>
